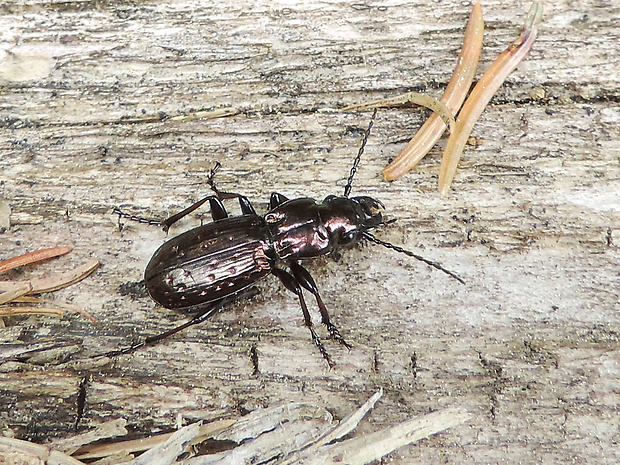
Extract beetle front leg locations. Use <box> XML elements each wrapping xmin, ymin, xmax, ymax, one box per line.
<box><xmin>290</xmin><ymin>261</ymin><xmax>352</xmax><ymax>350</ymax></box>
<box><xmin>272</xmin><ymin>268</ymin><xmax>334</xmax><ymax>368</ymax></box>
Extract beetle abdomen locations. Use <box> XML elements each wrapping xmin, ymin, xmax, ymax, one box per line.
<box><xmin>145</xmin><ymin>215</ymin><xmax>272</xmax><ymax>309</ymax></box>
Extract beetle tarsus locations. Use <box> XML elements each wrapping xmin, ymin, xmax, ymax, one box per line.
<box><xmin>273</xmin><ymin>267</ymin><xmax>336</xmax><ymax>367</ymax></box>
<box><xmin>206</xmin><ymin>161</ymin><xmax>222</xmax><ymax>196</ymax></box>
<box><xmin>205</xmin><ymin>161</ymin><xmax>257</xmax><ymax>215</ymax></box>
<box><xmin>289</xmin><ymin>261</ymin><xmax>352</xmax><ymax>350</ymax></box>
<box><xmin>113</xmin><ymin>207</ymin><xmax>162</xmax><ymax>227</ymax></box>
<box><xmin>326</xmin><ymin>322</ymin><xmax>352</xmax><ymax>350</ymax></box>
<box><xmin>310</xmin><ymin>327</ymin><xmax>334</xmax><ymax>369</ymax></box>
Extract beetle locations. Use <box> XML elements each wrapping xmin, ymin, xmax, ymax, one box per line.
<box><xmin>111</xmin><ymin>112</ymin><xmax>463</xmax><ymax>366</ymax></box>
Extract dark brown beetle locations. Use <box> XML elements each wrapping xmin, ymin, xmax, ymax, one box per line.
<box><xmin>112</xmin><ymin>113</ymin><xmax>462</xmax><ymax>366</ymax></box>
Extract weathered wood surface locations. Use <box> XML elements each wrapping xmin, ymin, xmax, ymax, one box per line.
<box><xmin>1</xmin><ymin>0</ymin><xmax>619</xmax><ymax>462</ymax></box>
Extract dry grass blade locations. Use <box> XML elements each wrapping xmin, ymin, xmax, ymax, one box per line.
<box><xmin>383</xmin><ymin>2</ymin><xmax>484</xmax><ymax>181</ymax></box>
<box><xmin>343</xmin><ymin>92</ymin><xmax>455</xmax><ymax>131</ymax></box>
<box><xmin>0</xmin><ymin>245</ymin><xmax>72</xmax><ymax>274</ymax></box>
<box><xmin>0</xmin><ymin>306</ymin><xmax>65</xmax><ymax>317</ymax></box>
<box><xmin>1</xmin><ymin>252</ymin><xmax>99</xmax><ymax>320</ymax></box>
<box><xmin>307</xmin><ymin>388</ymin><xmax>382</xmax><ymax>448</ymax></box>
<box><xmin>0</xmin><ymin>258</ymin><xmax>100</xmax><ymax>294</ymax></box>
<box><xmin>0</xmin><ymin>437</ymin><xmax>86</xmax><ymax>465</ymax></box>
<box><xmin>125</xmin><ymin>423</ymin><xmax>202</xmax><ymax>465</ymax></box>
<box><xmin>63</xmin><ymin>394</ymin><xmax>468</xmax><ymax>465</ymax></box>
<box><xmin>0</xmin><ymin>282</ymin><xmax>32</xmax><ymax>305</ymax></box>
<box><xmin>11</xmin><ymin>296</ymin><xmax>99</xmax><ymax>322</ymax></box>
<box><xmin>51</xmin><ymin>419</ymin><xmax>129</xmax><ymax>456</ymax></box>
<box><xmin>170</xmin><ymin>107</ymin><xmax>239</xmax><ymax>121</ymax></box>
<box><xmin>439</xmin><ymin>2</ymin><xmax>544</xmax><ymax>197</ymax></box>
<box><xmin>72</xmin><ymin>420</ymin><xmax>235</xmax><ymax>460</ymax></box>
<box><xmin>278</xmin><ymin>390</ymin><xmax>382</xmax><ymax>465</ymax></box>
<box><xmin>299</xmin><ymin>408</ymin><xmax>471</xmax><ymax>465</ymax></box>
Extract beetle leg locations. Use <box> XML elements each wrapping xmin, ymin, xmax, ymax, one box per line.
<box><xmin>112</xmin><ymin>207</ymin><xmax>163</xmax><ymax>228</ymax></box>
<box><xmin>209</xmin><ymin>189</ymin><xmax>256</xmax><ymax>216</ymax></box>
<box><xmin>272</xmin><ymin>268</ymin><xmax>334</xmax><ymax>368</ymax></box>
<box><xmin>95</xmin><ymin>287</ymin><xmax>260</xmax><ymax>359</ymax></box>
<box><xmin>116</xmin><ymin>163</ymin><xmax>256</xmax><ymax>232</ymax></box>
<box><xmin>205</xmin><ymin>161</ymin><xmax>223</xmax><ymax>194</ymax></box>
<box><xmin>116</xmin><ymin>195</ymin><xmax>254</xmax><ymax>232</ymax></box>
<box><xmin>270</xmin><ymin>192</ymin><xmax>289</xmax><ymax>209</ymax></box>
<box><xmin>122</xmin><ymin>163</ymin><xmax>257</xmax><ymax>232</ymax></box>
<box><xmin>290</xmin><ymin>261</ymin><xmax>352</xmax><ymax>350</ymax></box>
<box><xmin>239</xmin><ymin>196</ymin><xmax>256</xmax><ymax>215</ymax></box>
<box><xmin>162</xmin><ymin>196</ymin><xmax>229</xmax><ymax>231</ymax></box>
<box><xmin>206</xmin><ymin>193</ymin><xmax>256</xmax><ymax>216</ymax></box>
<box><xmin>98</xmin><ymin>298</ymin><xmax>226</xmax><ymax>358</ymax></box>
<box><xmin>206</xmin><ymin>162</ymin><xmax>257</xmax><ymax>216</ymax></box>
<box><xmin>208</xmin><ymin>197</ymin><xmax>228</xmax><ymax>221</ymax></box>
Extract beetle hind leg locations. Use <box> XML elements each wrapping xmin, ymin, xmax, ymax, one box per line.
<box><xmin>90</xmin><ymin>287</ymin><xmax>260</xmax><ymax>360</ymax></box>
<box><xmin>117</xmin><ymin>163</ymin><xmax>257</xmax><ymax>233</ymax></box>
<box><xmin>162</xmin><ymin>191</ymin><xmax>257</xmax><ymax>231</ymax></box>
<box><xmin>96</xmin><ymin>297</ymin><xmax>227</xmax><ymax>358</ymax></box>
<box><xmin>112</xmin><ymin>207</ymin><xmax>163</xmax><ymax>229</ymax></box>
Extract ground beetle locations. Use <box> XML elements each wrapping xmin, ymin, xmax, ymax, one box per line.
<box><xmin>111</xmin><ymin>112</ymin><xmax>463</xmax><ymax>366</ymax></box>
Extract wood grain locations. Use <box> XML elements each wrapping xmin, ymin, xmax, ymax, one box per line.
<box><xmin>1</xmin><ymin>0</ymin><xmax>619</xmax><ymax>463</ymax></box>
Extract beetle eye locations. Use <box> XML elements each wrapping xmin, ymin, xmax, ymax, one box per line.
<box><xmin>264</xmin><ymin>211</ymin><xmax>285</xmax><ymax>224</ymax></box>
<box><xmin>340</xmin><ymin>230</ymin><xmax>357</xmax><ymax>244</ymax></box>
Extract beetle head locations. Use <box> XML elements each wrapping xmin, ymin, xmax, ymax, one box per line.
<box><xmin>352</xmin><ymin>195</ymin><xmax>384</xmax><ymax>229</ymax></box>
<box><xmin>320</xmin><ymin>195</ymin><xmax>384</xmax><ymax>248</ymax></box>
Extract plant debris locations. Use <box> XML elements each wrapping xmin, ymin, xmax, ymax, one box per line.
<box><xmin>0</xmin><ymin>246</ymin><xmax>99</xmax><ymax>322</ymax></box>
<box><xmin>344</xmin><ymin>2</ymin><xmax>544</xmax><ymax>197</ymax></box>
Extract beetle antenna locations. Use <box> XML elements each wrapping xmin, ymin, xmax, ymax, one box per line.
<box><xmin>344</xmin><ymin>108</ymin><xmax>377</xmax><ymax>198</ymax></box>
<box><xmin>362</xmin><ymin>231</ymin><xmax>465</xmax><ymax>284</ymax></box>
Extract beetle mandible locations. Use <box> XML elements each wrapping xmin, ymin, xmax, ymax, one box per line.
<box><xmin>112</xmin><ymin>112</ymin><xmax>463</xmax><ymax>366</ymax></box>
